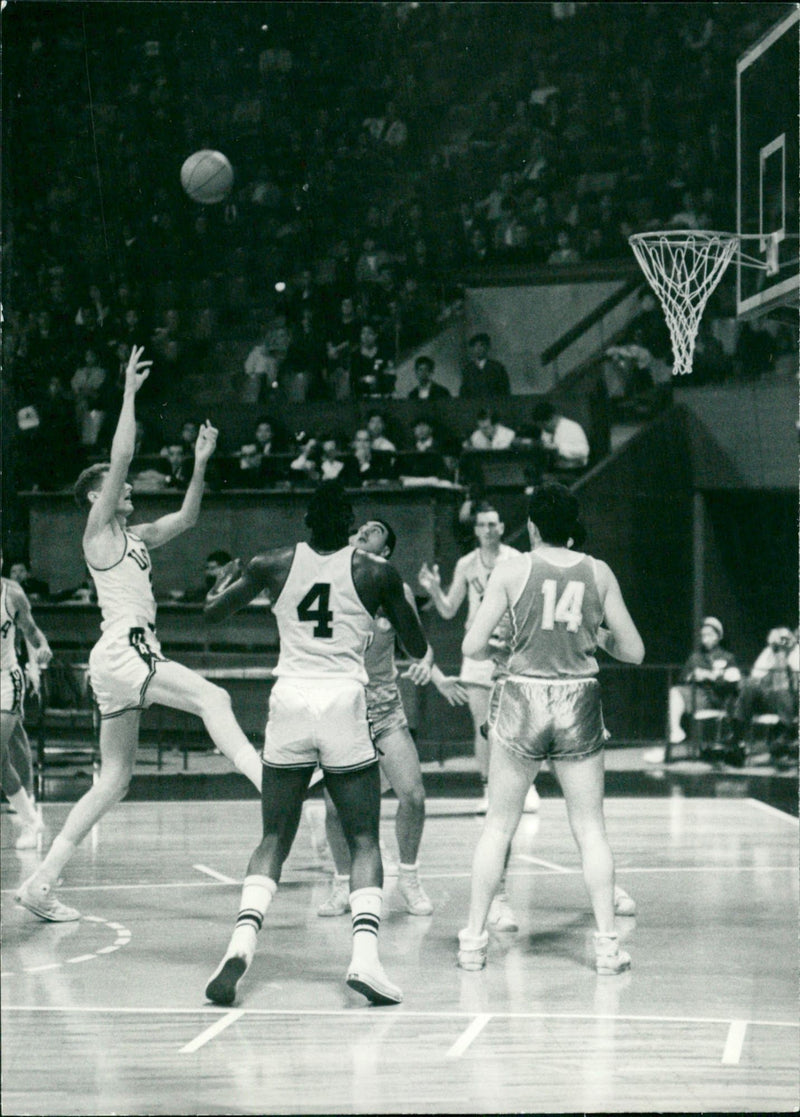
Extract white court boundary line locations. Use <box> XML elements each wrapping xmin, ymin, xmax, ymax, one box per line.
<box><xmin>2</xmin><ymin>862</ymin><xmax>797</xmax><ymax>896</ymax></box>
<box><xmin>2</xmin><ymin>1004</ymin><xmax>797</xmax><ymax>1030</ymax></box>
<box><xmin>446</xmin><ymin>1013</ymin><xmax>492</xmax><ymax>1058</ymax></box>
<box><xmin>180</xmin><ymin>1009</ymin><xmax>243</xmax><ymax>1053</ymax></box>
<box><xmin>748</xmin><ymin>797</ymin><xmax>799</xmax><ymax>825</ymax></box>
<box><xmin>722</xmin><ymin>1019</ymin><xmax>748</xmax><ymax>1064</ymax></box>
<box><xmin>193</xmin><ymin>864</ymin><xmax>237</xmax><ymax>884</ymax></box>
<box><xmin>1</xmin><ymin>914</ymin><xmax>131</xmax><ymax>978</ymax></box>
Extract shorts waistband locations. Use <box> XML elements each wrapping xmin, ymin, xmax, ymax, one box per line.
<box><xmin>502</xmin><ymin>673</ymin><xmax>598</xmax><ymax>685</ymax></box>
<box><xmin>101</xmin><ymin>618</ymin><xmax>158</xmax><ymax>636</ymax></box>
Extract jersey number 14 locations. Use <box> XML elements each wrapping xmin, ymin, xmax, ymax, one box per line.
<box><xmin>541</xmin><ymin>579</ymin><xmax>585</xmax><ymax>633</ymax></box>
<box><xmin>297</xmin><ymin>583</ymin><xmax>334</xmax><ymax>638</ymax></box>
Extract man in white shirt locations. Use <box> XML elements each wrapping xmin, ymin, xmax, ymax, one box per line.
<box><xmin>242</xmin><ymin>338</ymin><xmax>278</xmax><ymax>403</ymax></box>
<box><xmin>465</xmin><ymin>409</ymin><xmax>516</xmax><ymax>451</ymax></box>
<box><xmin>532</xmin><ymin>401</ymin><xmax>589</xmax><ymax>469</ymax></box>
<box><xmin>366</xmin><ymin>412</ymin><xmax>396</xmax><ymax>452</ymax></box>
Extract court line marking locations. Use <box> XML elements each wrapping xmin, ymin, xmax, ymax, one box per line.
<box><xmin>180</xmin><ymin>1009</ymin><xmax>244</xmax><ymax>1053</ymax></box>
<box><xmin>722</xmin><ymin>1019</ymin><xmax>748</xmax><ymax>1064</ymax></box>
<box><xmin>747</xmin><ymin>798</ymin><xmax>799</xmax><ymax>825</ymax></box>
<box><xmin>2</xmin><ymin>863</ymin><xmax>797</xmax><ymax>896</ymax></box>
<box><xmin>2</xmin><ymin>1005</ymin><xmax>797</xmax><ymax>1030</ymax></box>
<box><xmin>3</xmin><ymin>915</ymin><xmax>132</xmax><ymax>977</ymax></box>
<box><xmin>514</xmin><ymin>854</ymin><xmax>570</xmax><ymax>873</ymax></box>
<box><xmin>446</xmin><ymin>1013</ymin><xmax>492</xmax><ymax>1058</ymax></box>
<box><xmin>193</xmin><ymin>864</ymin><xmax>237</xmax><ymax>884</ymax></box>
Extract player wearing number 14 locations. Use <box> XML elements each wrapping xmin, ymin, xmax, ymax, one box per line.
<box><xmin>457</xmin><ymin>483</ymin><xmax>644</xmax><ymax>975</ymax></box>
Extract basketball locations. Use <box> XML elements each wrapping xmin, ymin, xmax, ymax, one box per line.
<box><xmin>180</xmin><ymin>149</ymin><xmax>234</xmax><ymax>204</ymax></box>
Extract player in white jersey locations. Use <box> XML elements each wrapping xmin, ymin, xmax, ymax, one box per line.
<box><xmin>1</xmin><ymin>570</ymin><xmax>52</xmax><ymax>848</ymax></box>
<box><xmin>419</xmin><ymin>501</ymin><xmax>536</xmax><ymax>931</ymax></box>
<box><xmin>317</xmin><ymin>519</ymin><xmax>468</xmax><ymax>919</ymax></box>
<box><xmin>16</xmin><ymin>345</ymin><xmax>263</xmax><ymax>923</ymax></box>
<box><xmin>457</xmin><ymin>483</ymin><xmax>644</xmax><ymax>976</ymax></box>
<box><xmin>203</xmin><ymin>484</ymin><xmax>430</xmax><ymax>1008</ymax></box>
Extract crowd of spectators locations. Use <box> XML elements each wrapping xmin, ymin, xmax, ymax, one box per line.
<box><xmin>3</xmin><ymin>4</ymin><xmax>795</xmax><ymax>500</ymax></box>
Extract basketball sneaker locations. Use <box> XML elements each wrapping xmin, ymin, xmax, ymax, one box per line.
<box><xmin>593</xmin><ymin>931</ymin><xmax>631</xmax><ymax>975</ymax></box>
<box><xmin>613</xmin><ymin>885</ymin><xmax>637</xmax><ymax>917</ymax></box>
<box><xmin>15</xmin><ymin>877</ymin><xmax>79</xmax><ymax>922</ymax></box>
<box><xmin>487</xmin><ymin>893</ymin><xmax>519</xmax><ymax>932</ymax></box>
<box><xmin>346</xmin><ymin>959</ymin><xmax>403</xmax><ymax>1005</ymax></box>
<box><xmin>205</xmin><ymin>953</ymin><xmax>250</xmax><ymax>1006</ymax></box>
<box><xmin>397</xmin><ymin>870</ymin><xmax>434</xmax><ymax>916</ymax></box>
<box><xmin>457</xmin><ymin>928</ymin><xmax>489</xmax><ymax>971</ymax></box>
<box><xmin>15</xmin><ymin>816</ymin><xmax>46</xmax><ymax>850</ymax></box>
<box><xmin>317</xmin><ymin>874</ymin><xmax>351</xmax><ymax>917</ymax></box>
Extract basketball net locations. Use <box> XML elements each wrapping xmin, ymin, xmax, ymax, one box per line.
<box><xmin>628</xmin><ymin>231</ymin><xmax>739</xmax><ymax>375</ymax></box>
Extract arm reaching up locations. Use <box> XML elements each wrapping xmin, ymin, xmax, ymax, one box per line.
<box><xmin>136</xmin><ymin>421</ymin><xmax>219</xmax><ymax>550</ymax></box>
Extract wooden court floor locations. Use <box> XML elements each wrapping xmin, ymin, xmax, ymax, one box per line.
<box><xmin>1</xmin><ymin>793</ymin><xmax>798</xmax><ymax>1115</ymax></box>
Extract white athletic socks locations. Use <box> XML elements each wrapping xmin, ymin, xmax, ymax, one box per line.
<box><xmin>350</xmin><ymin>886</ymin><xmax>382</xmax><ymax>965</ymax></box>
<box><xmin>399</xmin><ymin>862</ymin><xmax>419</xmax><ymax>874</ymax></box>
<box><xmin>8</xmin><ymin>788</ymin><xmax>38</xmax><ymax>827</ymax></box>
<box><xmin>228</xmin><ymin>875</ymin><xmax>276</xmax><ymax>960</ymax></box>
<box><xmin>231</xmin><ymin>745</ymin><xmax>263</xmax><ymax>791</ymax></box>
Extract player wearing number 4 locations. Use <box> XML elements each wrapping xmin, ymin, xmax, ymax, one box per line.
<box><xmin>457</xmin><ymin>483</ymin><xmax>644</xmax><ymax>975</ymax></box>
<box><xmin>203</xmin><ymin>482</ymin><xmax>430</xmax><ymax>1008</ymax></box>
<box><xmin>16</xmin><ymin>345</ymin><xmax>264</xmax><ymax>924</ymax></box>
<box><xmin>317</xmin><ymin>519</ymin><xmax>469</xmax><ymax>920</ymax></box>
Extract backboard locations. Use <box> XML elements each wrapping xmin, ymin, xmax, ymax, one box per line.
<box><xmin>736</xmin><ymin>6</ymin><xmax>799</xmax><ymax>319</ymax></box>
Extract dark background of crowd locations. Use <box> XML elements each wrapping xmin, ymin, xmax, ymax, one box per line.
<box><xmin>2</xmin><ymin>2</ymin><xmax>795</xmax><ymax>499</ymax></box>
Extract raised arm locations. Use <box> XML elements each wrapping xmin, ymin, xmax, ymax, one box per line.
<box><xmin>461</xmin><ymin>563</ymin><xmax>511</xmax><ymax>659</ymax></box>
<box><xmin>136</xmin><ymin>422</ymin><xmax>218</xmax><ymax>550</ymax></box>
<box><xmin>204</xmin><ymin>556</ymin><xmax>270</xmax><ymax>623</ymax></box>
<box><xmin>379</xmin><ymin>564</ymin><xmax>428</xmax><ymax>661</ymax></box>
<box><xmin>84</xmin><ymin>345</ymin><xmax>152</xmax><ymax>543</ymax></box>
<box><xmin>418</xmin><ymin>558</ymin><xmax>468</xmax><ymax>620</ymax></box>
<box><xmin>7</xmin><ymin>582</ymin><xmax>52</xmax><ymax>667</ymax></box>
<box><xmin>595</xmin><ymin>562</ymin><xmax>645</xmax><ymax>665</ymax></box>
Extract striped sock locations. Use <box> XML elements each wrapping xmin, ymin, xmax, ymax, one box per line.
<box><xmin>350</xmin><ymin>886</ymin><xmax>382</xmax><ymax>966</ymax></box>
<box><xmin>228</xmin><ymin>875</ymin><xmax>276</xmax><ymax>960</ymax></box>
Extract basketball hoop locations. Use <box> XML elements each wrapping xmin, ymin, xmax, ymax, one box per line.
<box><xmin>628</xmin><ymin>230</ymin><xmax>739</xmax><ymax>375</ymax></box>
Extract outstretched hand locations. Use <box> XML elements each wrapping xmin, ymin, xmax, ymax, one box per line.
<box><xmin>195</xmin><ymin>420</ymin><xmax>219</xmax><ymax>464</ymax></box>
<box><xmin>402</xmin><ymin>659</ymin><xmax>433</xmax><ymax>686</ymax></box>
<box><xmin>206</xmin><ymin>557</ymin><xmax>242</xmax><ymax>601</ymax></box>
<box><xmin>434</xmin><ymin>675</ymin><xmax>469</xmax><ymax>707</ymax></box>
<box><xmin>124</xmin><ymin>345</ymin><xmax>153</xmax><ymax>394</ymax></box>
<box><xmin>418</xmin><ymin>562</ymin><xmax>441</xmax><ymax>594</ymax></box>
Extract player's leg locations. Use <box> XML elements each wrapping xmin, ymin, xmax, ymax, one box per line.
<box><xmin>206</xmin><ymin>763</ymin><xmax>314</xmax><ymax>1006</ymax></box>
<box><xmin>2</xmin><ymin>710</ymin><xmax>41</xmax><ymax>845</ymax></box>
<box><xmin>326</xmin><ymin>762</ymin><xmax>402</xmax><ymax>1005</ymax></box>
<box><xmin>459</xmin><ymin>743</ymin><xmax>538</xmax><ymax>968</ymax></box>
<box><xmin>145</xmin><ymin>660</ymin><xmax>262</xmax><ymax>789</ymax></box>
<box><xmin>317</xmin><ymin>785</ymin><xmax>352</xmax><ymax>916</ymax></box>
<box><xmin>668</xmin><ymin>684</ymin><xmax>690</xmax><ymax>743</ymax></box>
<box><xmin>377</xmin><ymin>725</ymin><xmax>433</xmax><ymax>915</ymax></box>
<box><xmin>8</xmin><ymin>719</ymin><xmax>34</xmax><ymax>797</ymax></box>
<box><xmin>16</xmin><ymin>709</ymin><xmax>141</xmax><ymax>922</ymax></box>
<box><xmin>552</xmin><ymin>752</ymin><xmax>630</xmax><ymax>974</ymax></box>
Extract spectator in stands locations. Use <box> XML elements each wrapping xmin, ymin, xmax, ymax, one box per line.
<box><xmin>174</xmin><ymin>550</ymin><xmax>235</xmax><ymax>604</ymax></box>
<box><xmin>7</xmin><ymin>560</ymin><xmax>50</xmax><ymax>602</ymax></box>
<box><xmin>366</xmin><ymin>412</ymin><xmax>396</xmax><ymax>452</ymax></box>
<box><xmin>399</xmin><ymin>419</ymin><xmax>450</xmax><ymax>480</ymax></box>
<box><xmin>179</xmin><ymin>421</ymin><xmax>200</xmax><ymax>457</ymax></box>
<box><xmin>291</xmin><ymin>436</ymin><xmax>346</xmax><ymax>483</ymax></box>
<box><xmin>730</xmin><ymin>628</ymin><xmax>799</xmax><ymax>748</ymax></box>
<box><xmin>355</xmin><ymin>237</ymin><xmax>392</xmax><ymax>287</ymax></box>
<box><xmin>532</xmin><ymin>401</ymin><xmax>590</xmax><ymax>470</ymax></box>
<box><xmin>70</xmin><ymin>348</ymin><xmax>113</xmax><ymax>449</ymax></box>
<box><xmin>464</xmin><ymin>409</ymin><xmax>516</xmax><ymax>451</ymax></box>
<box><xmin>162</xmin><ymin>443</ymin><xmax>193</xmax><ymax>490</ymax></box>
<box><xmin>283</xmin><ymin>307</ymin><xmax>327</xmax><ymax>401</ymax></box>
<box><xmin>547</xmin><ymin>227</ymin><xmax>581</xmax><ymax>266</ymax></box>
<box><xmin>408</xmin><ymin>355</ymin><xmax>451</xmax><ymax>400</ymax></box>
<box><xmin>460</xmin><ymin>333</ymin><xmax>510</xmax><ymax>398</ymax></box>
<box><xmin>350</xmin><ymin>323</ymin><xmax>395</xmax><ymax>398</ymax></box>
<box><xmin>412</xmin><ymin>419</ymin><xmax>439</xmax><ymax>454</ymax></box>
<box><xmin>253</xmin><ymin>418</ymin><xmax>277</xmax><ymax>457</ymax></box>
<box><xmin>341</xmin><ymin>428</ymin><xmax>392</xmax><ymax>486</ymax></box>
<box><xmin>667</xmin><ymin>617</ymin><xmax>742</xmax><ymax>749</ymax></box>
<box><xmin>242</xmin><ymin>332</ymin><xmax>279</xmax><ymax>404</ymax></box>
<box><xmin>325</xmin><ymin>296</ymin><xmax>361</xmax><ymax>401</ymax></box>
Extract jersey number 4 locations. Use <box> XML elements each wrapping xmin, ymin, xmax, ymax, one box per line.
<box><xmin>541</xmin><ymin>579</ymin><xmax>585</xmax><ymax>633</ymax></box>
<box><xmin>297</xmin><ymin>582</ymin><xmax>334</xmax><ymax>638</ymax></box>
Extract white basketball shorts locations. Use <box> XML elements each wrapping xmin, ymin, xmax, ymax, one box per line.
<box><xmin>89</xmin><ymin>624</ymin><xmax>167</xmax><ymax>719</ymax></box>
<box><xmin>0</xmin><ymin>667</ymin><xmax>25</xmax><ymax>717</ymax></box>
<box><xmin>264</xmin><ymin>677</ymin><xmax>378</xmax><ymax>773</ymax></box>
